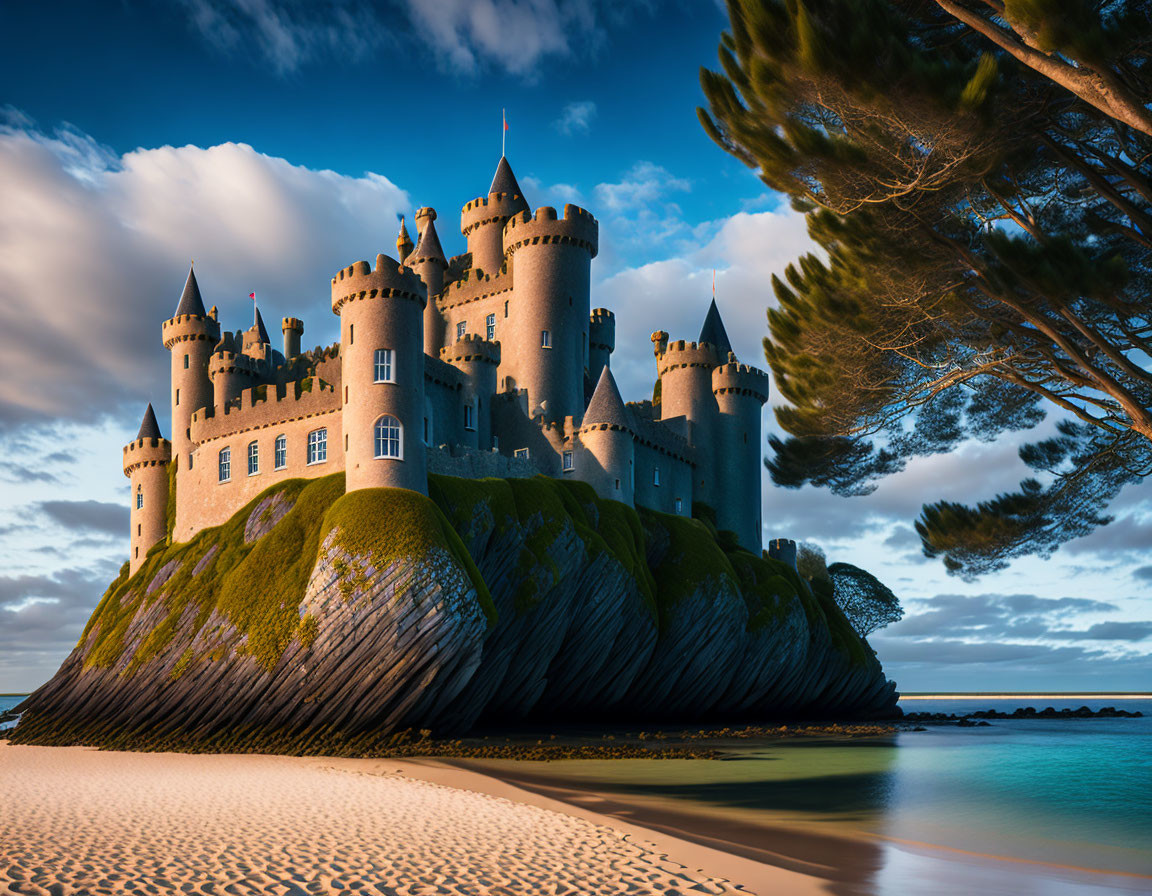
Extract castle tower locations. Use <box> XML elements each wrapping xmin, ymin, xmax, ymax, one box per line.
<box><xmin>502</xmin><ymin>205</ymin><xmax>599</xmax><ymax>425</ymax></box>
<box><xmin>460</xmin><ymin>157</ymin><xmax>530</xmax><ymax>276</ymax></box>
<box><xmin>767</xmin><ymin>538</ymin><xmax>797</xmax><ymax>571</ymax></box>
<box><xmin>123</xmin><ymin>404</ymin><xmax>171</xmax><ymax>573</ymax></box>
<box><xmin>588</xmin><ymin>308</ymin><xmax>615</xmax><ymax>387</ymax></box>
<box><xmin>578</xmin><ymin>367</ymin><xmax>634</xmax><ymax>505</ymax></box>
<box><xmin>396</xmin><ymin>217</ymin><xmax>413</xmax><ymax>264</ymax></box>
<box><xmin>208</xmin><ymin>331</ymin><xmax>255</xmax><ymax>409</ymax></box>
<box><xmin>242</xmin><ymin>307</ymin><xmax>273</xmax><ymax>367</ymax></box>
<box><xmin>441</xmin><ymin>336</ymin><xmax>500</xmax><ymax>450</ymax></box>
<box><xmin>712</xmin><ymin>360</ymin><xmax>770</xmax><ymax>550</ymax></box>
<box><xmin>408</xmin><ymin>208</ymin><xmax>448</xmax><ymax>356</ymax></box>
<box><xmin>656</xmin><ymin>342</ymin><xmax>722</xmax><ymax>507</ymax></box>
<box><xmin>161</xmin><ymin>265</ymin><xmax>221</xmax><ymax>468</ymax></box>
<box><xmin>282</xmin><ymin>317</ymin><xmax>304</xmax><ymax>358</ymax></box>
<box><xmin>331</xmin><ymin>254</ymin><xmax>428</xmax><ymax>494</ymax></box>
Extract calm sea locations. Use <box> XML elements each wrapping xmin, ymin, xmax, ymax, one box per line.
<box><xmin>3</xmin><ymin>693</ymin><xmax>1149</xmax><ymax>892</ymax></box>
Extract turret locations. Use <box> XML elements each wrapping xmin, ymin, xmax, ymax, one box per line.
<box><xmin>577</xmin><ymin>367</ymin><xmax>634</xmax><ymax>505</ymax></box>
<box><xmin>241</xmin><ymin>307</ymin><xmax>273</xmax><ymax>366</ymax></box>
<box><xmin>655</xmin><ymin>338</ymin><xmax>722</xmax><ymax>506</ymax></box>
<box><xmin>588</xmin><ymin>308</ymin><xmax>615</xmax><ymax>386</ymax></box>
<box><xmin>282</xmin><ymin>317</ymin><xmax>303</xmax><ymax>359</ymax></box>
<box><xmin>501</xmin><ymin>205</ymin><xmax>599</xmax><ymax>425</ymax></box>
<box><xmin>331</xmin><ymin>254</ymin><xmax>427</xmax><ymax>494</ymax></box>
<box><xmin>440</xmin><ymin>336</ymin><xmax>501</xmax><ymax>450</ymax></box>
<box><xmin>712</xmin><ymin>360</ymin><xmax>770</xmax><ymax>550</ymax></box>
<box><xmin>396</xmin><ymin>217</ymin><xmax>413</xmax><ymax>264</ymax></box>
<box><xmin>122</xmin><ymin>404</ymin><xmax>170</xmax><ymax>573</ymax></box>
<box><xmin>161</xmin><ymin>265</ymin><xmax>221</xmax><ymax>468</ymax></box>
<box><xmin>767</xmin><ymin>538</ymin><xmax>797</xmax><ymax>571</ymax></box>
<box><xmin>208</xmin><ymin>332</ymin><xmax>256</xmax><ymax>408</ymax></box>
<box><xmin>409</xmin><ymin>208</ymin><xmax>449</xmax><ymax>356</ymax></box>
<box><xmin>460</xmin><ymin>156</ymin><xmax>530</xmax><ymax>276</ymax></box>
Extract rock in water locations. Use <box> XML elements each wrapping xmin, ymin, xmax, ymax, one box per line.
<box><xmin>11</xmin><ymin>474</ymin><xmax>899</xmax><ymax>751</ymax></box>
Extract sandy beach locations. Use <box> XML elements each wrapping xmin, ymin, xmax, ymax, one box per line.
<box><xmin>0</xmin><ymin>742</ymin><xmax>828</xmax><ymax>895</ymax></box>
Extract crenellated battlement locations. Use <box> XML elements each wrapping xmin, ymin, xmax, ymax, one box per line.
<box><xmin>590</xmin><ymin>308</ymin><xmax>614</xmax><ymax>324</ymax></box>
<box><xmin>282</xmin><ymin>317</ymin><xmax>303</xmax><ymax>333</ymax></box>
<box><xmin>438</xmin><ymin>266</ymin><xmax>512</xmax><ymax>307</ymax></box>
<box><xmin>460</xmin><ymin>192</ymin><xmax>529</xmax><ymax>237</ymax></box>
<box><xmin>162</xmin><ymin>313</ymin><xmax>221</xmax><ymax>349</ymax></box>
<box><xmin>503</xmin><ymin>205</ymin><xmax>598</xmax><ymax>258</ymax></box>
<box><xmin>122</xmin><ymin>437</ymin><xmax>171</xmax><ymax>477</ymax></box>
<box><xmin>712</xmin><ymin>362</ymin><xmax>770</xmax><ymax>403</ymax></box>
<box><xmin>656</xmin><ymin>340</ymin><xmax>723</xmax><ymax>376</ymax></box>
<box><xmin>440</xmin><ymin>335</ymin><xmax>501</xmax><ymax>366</ymax></box>
<box><xmin>207</xmin><ymin>350</ymin><xmax>260</xmax><ymax>380</ymax></box>
<box><xmin>331</xmin><ymin>254</ymin><xmax>426</xmax><ymax>315</ymax></box>
<box><xmin>190</xmin><ymin>377</ymin><xmax>338</xmax><ymax>444</ymax></box>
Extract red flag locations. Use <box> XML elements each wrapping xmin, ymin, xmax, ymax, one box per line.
<box><xmin>249</xmin><ymin>292</ymin><xmax>255</xmax><ymax>301</ymax></box>
<box><xmin>503</xmin><ymin>110</ymin><xmax>509</xmax><ymax>132</ymax></box>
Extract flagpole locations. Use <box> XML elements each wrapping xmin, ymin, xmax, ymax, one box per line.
<box><xmin>502</xmin><ymin>108</ymin><xmax>506</xmax><ymax>157</ymax></box>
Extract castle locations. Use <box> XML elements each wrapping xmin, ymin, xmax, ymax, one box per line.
<box><xmin>123</xmin><ymin>155</ymin><xmax>783</xmax><ymax>574</ymax></box>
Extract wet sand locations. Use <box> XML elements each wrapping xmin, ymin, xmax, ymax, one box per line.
<box><xmin>0</xmin><ymin>743</ymin><xmax>826</xmax><ymax>895</ymax></box>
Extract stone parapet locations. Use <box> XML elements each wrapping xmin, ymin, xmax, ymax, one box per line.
<box><xmin>440</xmin><ymin>335</ymin><xmax>501</xmax><ymax>366</ymax></box>
<box><xmin>656</xmin><ymin>340</ymin><xmax>723</xmax><ymax>377</ymax></box>
<box><xmin>460</xmin><ymin>192</ymin><xmax>529</xmax><ymax>238</ymax></box>
<box><xmin>330</xmin><ymin>255</ymin><xmax>426</xmax><ymax>315</ymax></box>
<box><xmin>438</xmin><ymin>267</ymin><xmax>512</xmax><ymax>309</ymax></box>
<box><xmin>122</xmin><ymin>437</ymin><xmax>171</xmax><ymax>477</ymax></box>
<box><xmin>162</xmin><ymin>313</ymin><xmax>220</xmax><ymax>350</ymax></box>
<box><xmin>503</xmin><ymin>205</ymin><xmax>598</xmax><ymax>259</ymax></box>
<box><xmin>712</xmin><ymin>362</ymin><xmax>770</xmax><ymax>404</ymax></box>
<box><xmin>190</xmin><ymin>379</ymin><xmax>339</xmax><ymax>444</ymax></box>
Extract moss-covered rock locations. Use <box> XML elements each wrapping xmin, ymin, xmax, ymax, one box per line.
<box><xmin>12</xmin><ymin>473</ymin><xmax>898</xmax><ymax>753</ymax></box>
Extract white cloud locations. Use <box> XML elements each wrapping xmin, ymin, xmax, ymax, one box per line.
<box><xmin>554</xmin><ymin>100</ymin><xmax>597</xmax><ymax>135</ymax></box>
<box><xmin>593</xmin><ymin>160</ymin><xmax>690</xmax><ymax>213</ymax></box>
<box><xmin>0</xmin><ymin>119</ymin><xmax>409</xmax><ymax>426</ymax></box>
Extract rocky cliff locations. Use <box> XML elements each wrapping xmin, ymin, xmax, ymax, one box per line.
<box><xmin>11</xmin><ymin>474</ymin><xmax>899</xmax><ymax>751</ymax></box>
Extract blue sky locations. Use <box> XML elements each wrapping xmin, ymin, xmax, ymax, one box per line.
<box><xmin>0</xmin><ymin>0</ymin><xmax>1149</xmax><ymax>694</ymax></box>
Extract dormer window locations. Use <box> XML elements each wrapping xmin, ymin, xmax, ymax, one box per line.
<box><xmin>457</xmin><ymin>321</ymin><xmax>466</xmax><ymax>341</ymax></box>
<box><xmin>541</xmin><ymin>329</ymin><xmax>552</xmax><ymax>349</ymax></box>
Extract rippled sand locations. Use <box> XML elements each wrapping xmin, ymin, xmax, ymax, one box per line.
<box><xmin>0</xmin><ymin>744</ymin><xmax>751</xmax><ymax>895</ymax></box>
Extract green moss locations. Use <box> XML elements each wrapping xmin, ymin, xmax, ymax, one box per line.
<box><xmin>724</xmin><ymin>551</ymin><xmax>795</xmax><ymax>632</ymax></box>
<box><xmin>299</xmin><ymin>614</ymin><xmax>319</xmax><ymax>649</ymax></box>
<box><xmin>165</xmin><ymin>462</ymin><xmax>177</xmax><ymax>543</ymax></box>
<box><xmin>170</xmin><ymin>649</ymin><xmax>193</xmax><ymax>680</ymax></box>
<box><xmin>639</xmin><ymin>508</ymin><xmax>739</xmax><ymax>626</ymax></box>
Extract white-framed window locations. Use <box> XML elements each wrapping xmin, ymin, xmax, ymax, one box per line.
<box><xmin>274</xmin><ymin>434</ymin><xmax>286</xmax><ymax>469</ymax></box>
<box><xmin>562</xmin><ymin>451</ymin><xmax>573</xmax><ymax>472</ymax></box>
<box><xmin>464</xmin><ymin>403</ymin><xmax>475</xmax><ymax>431</ymax></box>
<box><xmin>456</xmin><ymin>321</ymin><xmax>466</xmax><ymax>341</ymax></box>
<box><xmin>374</xmin><ymin>348</ymin><xmax>394</xmax><ymax>383</ymax></box>
<box><xmin>514</xmin><ymin>447</ymin><xmax>529</xmax><ymax>459</ymax></box>
<box><xmin>136</xmin><ymin>486</ymin><xmax>143</xmax><ymax>509</ymax></box>
<box><xmin>486</xmin><ymin>313</ymin><xmax>496</xmax><ymax>341</ymax></box>
<box><xmin>307</xmin><ymin>428</ymin><xmax>327</xmax><ymax>465</ymax></box>
<box><xmin>218</xmin><ymin>447</ymin><xmax>231</xmax><ymax>482</ymax></box>
<box><xmin>248</xmin><ymin>440</ymin><xmax>259</xmax><ymax>475</ymax></box>
<box><xmin>653</xmin><ymin>466</ymin><xmax>661</xmax><ymax>487</ymax></box>
<box><xmin>374</xmin><ymin>415</ymin><xmax>403</xmax><ymax>459</ymax></box>
<box><xmin>541</xmin><ymin>329</ymin><xmax>552</xmax><ymax>348</ymax></box>
<box><xmin>675</xmin><ymin>497</ymin><xmax>683</xmax><ymax>514</ymax></box>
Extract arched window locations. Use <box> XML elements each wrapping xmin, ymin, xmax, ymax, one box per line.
<box><xmin>247</xmin><ymin>440</ymin><xmax>259</xmax><ymax>475</ymax></box>
<box><xmin>374</xmin><ymin>415</ymin><xmax>403</xmax><ymax>459</ymax></box>
<box><xmin>274</xmin><ymin>434</ymin><xmax>286</xmax><ymax>470</ymax></box>
<box><xmin>218</xmin><ymin>447</ymin><xmax>231</xmax><ymax>482</ymax></box>
<box><xmin>136</xmin><ymin>485</ymin><xmax>143</xmax><ymax>510</ymax></box>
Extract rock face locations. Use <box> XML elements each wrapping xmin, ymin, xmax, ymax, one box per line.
<box><xmin>12</xmin><ymin>474</ymin><xmax>899</xmax><ymax>751</ymax></box>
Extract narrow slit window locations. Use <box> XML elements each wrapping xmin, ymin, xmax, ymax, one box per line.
<box><xmin>653</xmin><ymin>466</ymin><xmax>660</xmax><ymax>487</ymax></box>
<box><xmin>456</xmin><ymin>321</ymin><xmax>466</xmax><ymax>341</ymax></box>
<box><xmin>541</xmin><ymin>329</ymin><xmax>551</xmax><ymax>349</ymax></box>
<box><xmin>136</xmin><ymin>487</ymin><xmax>143</xmax><ymax>510</ymax></box>
<box><xmin>464</xmin><ymin>404</ymin><xmax>475</xmax><ymax>431</ymax></box>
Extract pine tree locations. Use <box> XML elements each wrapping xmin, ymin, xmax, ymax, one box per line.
<box><xmin>700</xmin><ymin>0</ymin><xmax>1152</xmax><ymax>578</ymax></box>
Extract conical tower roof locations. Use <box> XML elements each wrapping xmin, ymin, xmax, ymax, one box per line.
<box><xmin>411</xmin><ymin>216</ymin><xmax>446</xmax><ymax>264</ymax></box>
<box><xmin>699</xmin><ymin>298</ymin><xmax>733</xmax><ymax>357</ymax></box>
<box><xmin>174</xmin><ymin>265</ymin><xmax>206</xmax><ymax>317</ymax></box>
<box><xmin>254</xmin><ymin>306</ymin><xmax>271</xmax><ymax>344</ymax></box>
<box><xmin>583</xmin><ymin>367</ymin><xmax>631</xmax><ymax>430</ymax></box>
<box><xmin>136</xmin><ymin>403</ymin><xmax>162</xmax><ymax>440</ymax></box>
<box><xmin>489</xmin><ymin>155</ymin><xmax>524</xmax><ymax>198</ymax></box>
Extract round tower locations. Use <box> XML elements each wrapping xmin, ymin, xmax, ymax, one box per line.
<box><xmin>123</xmin><ymin>404</ymin><xmax>171</xmax><ymax>574</ymax></box>
<box><xmin>588</xmin><ymin>308</ymin><xmax>615</xmax><ymax>386</ymax></box>
<box><xmin>578</xmin><ymin>367</ymin><xmax>634</xmax><ymax>505</ymax></box>
<box><xmin>440</xmin><ymin>336</ymin><xmax>500</xmax><ymax>450</ymax></box>
<box><xmin>409</xmin><ymin>208</ymin><xmax>449</xmax><ymax>356</ymax></box>
<box><xmin>656</xmin><ymin>339</ymin><xmax>722</xmax><ymax>506</ymax></box>
<box><xmin>162</xmin><ymin>266</ymin><xmax>221</xmax><ymax>468</ymax></box>
<box><xmin>460</xmin><ymin>156</ymin><xmax>529</xmax><ymax>276</ymax></box>
<box><xmin>712</xmin><ymin>362</ymin><xmax>770</xmax><ymax>551</ymax></box>
<box><xmin>331</xmin><ymin>254</ymin><xmax>428</xmax><ymax>494</ymax></box>
<box><xmin>767</xmin><ymin>538</ymin><xmax>798</xmax><ymax>571</ymax></box>
<box><xmin>208</xmin><ymin>334</ymin><xmax>256</xmax><ymax>410</ymax></box>
<box><xmin>282</xmin><ymin>317</ymin><xmax>304</xmax><ymax>359</ymax></box>
<box><xmin>501</xmin><ymin>205</ymin><xmax>599</xmax><ymax>426</ymax></box>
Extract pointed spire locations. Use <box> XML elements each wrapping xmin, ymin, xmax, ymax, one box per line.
<box><xmin>396</xmin><ymin>216</ymin><xmax>413</xmax><ymax>262</ymax></box>
<box><xmin>254</xmin><ymin>306</ymin><xmax>271</xmax><ymax>345</ymax></box>
<box><xmin>489</xmin><ymin>156</ymin><xmax>524</xmax><ymax>199</ymax></box>
<box><xmin>136</xmin><ymin>403</ymin><xmax>162</xmax><ymax>441</ymax></box>
<box><xmin>699</xmin><ymin>298</ymin><xmax>733</xmax><ymax>357</ymax></box>
<box><xmin>583</xmin><ymin>367</ymin><xmax>632</xmax><ymax>430</ymax></box>
<box><xmin>174</xmin><ymin>264</ymin><xmax>207</xmax><ymax>317</ymax></box>
<box><xmin>411</xmin><ymin>215</ymin><xmax>446</xmax><ymax>264</ymax></box>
